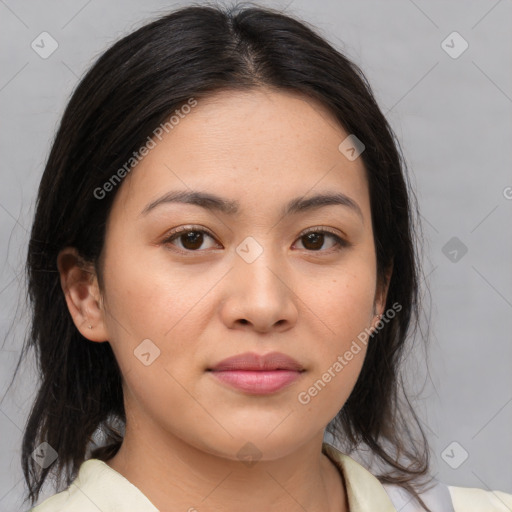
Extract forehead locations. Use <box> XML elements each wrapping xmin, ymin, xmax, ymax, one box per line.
<box><xmin>111</xmin><ymin>87</ymin><xmax>370</xmax><ymax>222</ymax></box>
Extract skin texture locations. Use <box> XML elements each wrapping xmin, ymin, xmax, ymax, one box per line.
<box><xmin>57</xmin><ymin>88</ymin><xmax>390</xmax><ymax>512</ymax></box>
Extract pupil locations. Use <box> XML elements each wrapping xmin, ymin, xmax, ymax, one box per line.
<box><xmin>304</xmin><ymin>233</ymin><xmax>323</xmax><ymax>250</ymax></box>
<box><xmin>183</xmin><ymin>231</ymin><xmax>203</xmax><ymax>250</ymax></box>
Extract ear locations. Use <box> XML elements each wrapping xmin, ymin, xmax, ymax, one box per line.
<box><xmin>373</xmin><ymin>260</ymin><xmax>394</xmax><ymax>320</ymax></box>
<box><xmin>57</xmin><ymin>247</ymin><xmax>109</xmax><ymax>342</ymax></box>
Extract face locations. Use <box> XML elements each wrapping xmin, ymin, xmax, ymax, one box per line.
<box><xmin>61</xmin><ymin>88</ymin><xmax>389</xmax><ymax>462</ymax></box>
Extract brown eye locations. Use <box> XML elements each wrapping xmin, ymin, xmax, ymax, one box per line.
<box><xmin>162</xmin><ymin>226</ymin><xmax>349</xmax><ymax>255</ymax></box>
<box><xmin>177</xmin><ymin>231</ymin><xmax>205</xmax><ymax>250</ymax></box>
<box><xmin>163</xmin><ymin>227</ymin><xmax>218</xmax><ymax>252</ymax></box>
<box><xmin>295</xmin><ymin>229</ymin><xmax>348</xmax><ymax>252</ymax></box>
<box><xmin>301</xmin><ymin>232</ymin><xmax>325</xmax><ymax>251</ymax></box>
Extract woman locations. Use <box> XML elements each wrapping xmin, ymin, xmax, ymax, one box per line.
<box><xmin>12</xmin><ymin>3</ymin><xmax>511</xmax><ymax>511</ymax></box>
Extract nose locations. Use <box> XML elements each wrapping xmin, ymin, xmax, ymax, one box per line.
<box><xmin>219</xmin><ymin>244</ymin><xmax>299</xmax><ymax>333</ymax></box>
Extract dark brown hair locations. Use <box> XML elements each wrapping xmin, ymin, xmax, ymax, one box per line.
<box><xmin>5</xmin><ymin>2</ymin><xmax>435</xmax><ymax>509</ymax></box>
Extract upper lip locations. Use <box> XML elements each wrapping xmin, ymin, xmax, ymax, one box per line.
<box><xmin>208</xmin><ymin>352</ymin><xmax>304</xmax><ymax>372</ymax></box>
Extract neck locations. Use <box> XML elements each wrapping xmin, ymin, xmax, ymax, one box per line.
<box><xmin>105</xmin><ymin>422</ymin><xmax>348</xmax><ymax>512</ymax></box>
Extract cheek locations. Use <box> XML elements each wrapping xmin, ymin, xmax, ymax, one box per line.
<box><xmin>294</xmin><ymin>286</ymin><xmax>372</xmax><ymax>422</ymax></box>
<box><xmin>308</xmin><ymin>261</ymin><xmax>376</xmax><ymax>344</ymax></box>
<box><xmin>100</xmin><ymin>247</ymin><xmax>225</xmax><ymax>396</ymax></box>
<box><xmin>296</xmin><ymin>262</ymin><xmax>375</xmax><ymax>395</ymax></box>
<box><xmin>101</xmin><ymin>240</ymin><xmax>209</xmax><ymax>337</ymax></box>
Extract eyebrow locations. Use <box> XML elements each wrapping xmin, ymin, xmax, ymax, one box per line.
<box><xmin>140</xmin><ymin>190</ymin><xmax>363</xmax><ymax>221</ymax></box>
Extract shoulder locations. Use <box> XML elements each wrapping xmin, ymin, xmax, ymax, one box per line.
<box><xmin>29</xmin><ymin>486</ymin><xmax>91</xmax><ymax>512</ymax></box>
<box><xmin>30</xmin><ymin>458</ymin><xmax>159</xmax><ymax>512</ymax></box>
<box><xmin>30</xmin><ymin>459</ymin><xmax>104</xmax><ymax>512</ymax></box>
<box><xmin>448</xmin><ymin>484</ymin><xmax>512</xmax><ymax>512</ymax></box>
<box><xmin>381</xmin><ymin>480</ymin><xmax>512</xmax><ymax>512</ymax></box>
<box><xmin>322</xmin><ymin>440</ymin><xmax>512</xmax><ymax>512</ymax></box>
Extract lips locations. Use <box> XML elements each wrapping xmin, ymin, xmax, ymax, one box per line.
<box><xmin>208</xmin><ymin>351</ymin><xmax>304</xmax><ymax>372</ymax></box>
<box><xmin>207</xmin><ymin>352</ymin><xmax>305</xmax><ymax>394</ymax></box>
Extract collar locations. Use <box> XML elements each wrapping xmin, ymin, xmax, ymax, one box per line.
<box><xmin>322</xmin><ymin>442</ymin><xmax>397</xmax><ymax>511</ymax></box>
<box><xmin>73</xmin><ymin>443</ymin><xmax>396</xmax><ymax>512</ymax></box>
<box><xmin>71</xmin><ymin>457</ymin><xmax>159</xmax><ymax>511</ymax></box>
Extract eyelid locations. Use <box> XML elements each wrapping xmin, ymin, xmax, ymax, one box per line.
<box><xmin>296</xmin><ymin>225</ymin><xmax>346</xmax><ymax>240</ymax></box>
<box><xmin>164</xmin><ymin>224</ymin><xmax>216</xmax><ymax>239</ymax></box>
<box><xmin>163</xmin><ymin>225</ymin><xmax>346</xmax><ymax>240</ymax></box>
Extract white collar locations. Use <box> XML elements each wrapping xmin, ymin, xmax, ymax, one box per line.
<box><xmin>62</xmin><ymin>442</ymin><xmax>397</xmax><ymax>511</ymax></box>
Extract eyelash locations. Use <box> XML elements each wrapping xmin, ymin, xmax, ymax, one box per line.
<box><xmin>161</xmin><ymin>225</ymin><xmax>350</xmax><ymax>255</ymax></box>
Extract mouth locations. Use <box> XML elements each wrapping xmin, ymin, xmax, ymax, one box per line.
<box><xmin>207</xmin><ymin>369</ymin><xmax>305</xmax><ymax>394</ymax></box>
<box><xmin>207</xmin><ymin>351</ymin><xmax>305</xmax><ymax>394</ymax></box>
<box><xmin>208</xmin><ymin>351</ymin><xmax>304</xmax><ymax>372</ymax></box>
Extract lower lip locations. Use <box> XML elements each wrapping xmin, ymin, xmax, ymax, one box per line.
<box><xmin>208</xmin><ymin>370</ymin><xmax>303</xmax><ymax>394</ymax></box>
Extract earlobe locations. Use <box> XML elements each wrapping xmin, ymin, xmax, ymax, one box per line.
<box><xmin>56</xmin><ymin>247</ymin><xmax>109</xmax><ymax>342</ymax></box>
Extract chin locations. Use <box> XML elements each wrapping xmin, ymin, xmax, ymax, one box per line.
<box><xmin>192</xmin><ymin>430</ymin><xmax>313</xmax><ymax>463</ymax></box>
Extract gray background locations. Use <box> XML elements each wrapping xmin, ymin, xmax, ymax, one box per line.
<box><xmin>1</xmin><ymin>0</ymin><xmax>511</xmax><ymax>510</ymax></box>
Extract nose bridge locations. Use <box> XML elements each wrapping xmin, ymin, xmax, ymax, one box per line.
<box><xmin>234</xmin><ymin>234</ymin><xmax>285</xmax><ymax>296</ymax></box>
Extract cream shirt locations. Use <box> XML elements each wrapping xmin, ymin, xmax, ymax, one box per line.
<box><xmin>30</xmin><ymin>442</ymin><xmax>512</xmax><ymax>512</ymax></box>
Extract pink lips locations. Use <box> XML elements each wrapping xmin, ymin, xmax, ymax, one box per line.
<box><xmin>207</xmin><ymin>351</ymin><xmax>305</xmax><ymax>394</ymax></box>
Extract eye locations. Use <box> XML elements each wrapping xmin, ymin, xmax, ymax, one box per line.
<box><xmin>161</xmin><ymin>225</ymin><xmax>350</xmax><ymax>254</ymax></box>
<box><xmin>162</xmin><ymin>226</ymin><xmax>219</xmax><ymax>252</ymax></box>
<box><xmin>293</xmin><ymin>227</ymin><xmax>349</xmax><ymax>252</ymax></box>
